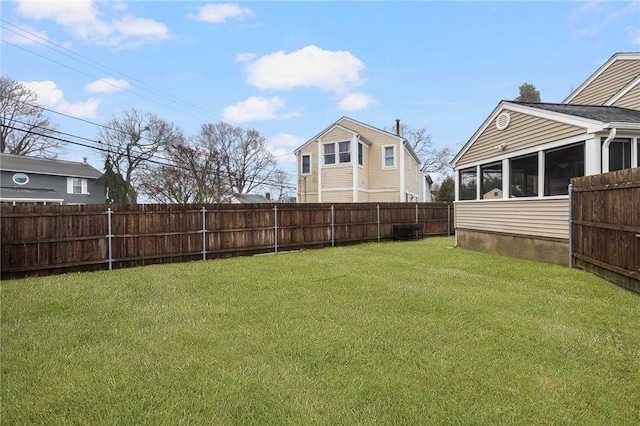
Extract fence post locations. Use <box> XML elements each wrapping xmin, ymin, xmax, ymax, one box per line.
<box><xmin>568</xmin><ymin>184</ymin><xmax>574</xmax><ymax>269</ymax></box>
<box><xmin>274</xmin><ymin>205</ymin><xmax>279</xmax><ymax>253</ymax></box>
<box><xmin>447</xmin><ymin>204</ymin><xmax>451</xmax><ymax>237</ymax></box>
<box><xmin>202</xmin><ymin>206</ymin><xmax>207</xmax><ymax>261</ymax></box>
<box><xmin>107</xmin><ymin>208</ymin><xmax>113</xmax><ymax>270</ymax></box>
<box><xmin>330</xmin><ymin>205</ymin><xmax>335</xmax><ymax>247</ymax></box>
<box><xmin>377</xmin><ymin>204</ymin><xmax>380</xmax><ymax>243</ymax></box>
<box><xmin>415</xmin><ymin>203</ymin><xmax>419</xmax><ymax>224</ymax></box>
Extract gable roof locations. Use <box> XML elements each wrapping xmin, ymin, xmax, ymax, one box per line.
<box><xmin>450</xmin><ymin>101</ymin><xmax>640</xmax><ymax>167</ymax></box>
<box><xmin>231</xmin><ymin>193</ymin><xmax>271</xmax><ymax>203</ymax></box>
<box><xmin>294</xmin><ymin>116</ymin><xmax>421</xmax><ymax>164</ymax></box>
<box><xmin>563</xmin><ymin>52</ymin><xmax>640</xmax><ymax>105</ymax></box>
<box><xmin>0</xmin><ymin>153</ymin><xmax>103</xmax><ymax>179</ymax></box>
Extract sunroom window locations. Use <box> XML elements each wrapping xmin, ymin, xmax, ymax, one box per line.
<box><xmin>544</xmin><ymin>142</ymin><xmax>584</xmax><ymax>196</ymax></box>
<box><xmin>459</xmin><ymin>167</ymin><xmax>477</xmax><ymax>200</ymax></box>
<box><xmin>510</xmin><ymin>154</ymin><xmax>538</xmax><ymax>197</ymax></box>
<box><xmin>481</xmin><ymin>162</ymin><xmax>502</xmax><ymax>199</ymax></box>
<box><xmin>607</xmin><ymin>138</ymin><xmax>631</xmax><ymax>172</ymax></box>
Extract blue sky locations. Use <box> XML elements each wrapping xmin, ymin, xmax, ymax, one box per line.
<box><xmin>2</xmin><ymin>0</ymin><xmax>639</xmax><ymax>185</ymax></box>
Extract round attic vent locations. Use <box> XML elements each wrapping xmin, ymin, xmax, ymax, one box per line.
<box><xmin>496</xmin><ymin>112</ymin><xmax>511</xmax><ymax>130</ymax></box>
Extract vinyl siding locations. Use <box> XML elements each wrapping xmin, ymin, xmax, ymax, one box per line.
<box><xmin>323</xmin><ymin>127</ymin><xmax>353</xmax><ymax>142</ymax></box>
<box><xmin>455</xmin><ymin>198</ymin><xmax>569</xmax><ymax>240</ymax></box>
<box><xmin>297</xmin><ymin>142</ymin><xmax>318</xmax><ymax>203</ymax></box>
<box><xmin>321</xmin><ymin>190</ymin><xmax>353</xmax><ymax>203</ymax></box>
<box><xmin>336</xmin><ymin>118</ymin><xmax>407</xmax><ymax>191</ymax></box>
<box><xmin>457</xmin><ymin>110</ymin><xmax>586</xmax><ymax>165</ymax></box>
<box><xmin>610</xmin><ymin>83</ymin><xmax>640</xmax><ymax>110</ymax></box>
<box><xmin>321</xmin><ymin>166</ymin><xmax>352</xmax><ymax>189</ymax></box>
<box><xmin>368</xmin><ymin>191</ymin><xmax>401</xmax><ymax>203</ymax></box>
<box><xmin>569</xmin><ymin>59</ymin><xmax>640</xmax><ymax>106</ymax></box>
<box><xmin>404</xmin><ymin>149</ymin><xmax>420</xmax><ymax>197</ymax></box>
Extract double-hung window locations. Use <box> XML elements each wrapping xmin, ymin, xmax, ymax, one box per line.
<box><xmin>67</xmin><ymin>177</ymin><xmax>88</xmax><ymax>195</ymax></box>
<box><xmin>301</xmin><ymin>154</ymin><xmax>311</xmax><ymax>174</ymax></box>
<box><xmin>324</xmin><ymin>141</ymin><xmax>351</xmax><ymax>165</ymax></box>
<box><xmin>383</xmin><ymin>145</ymin><xmax>395</xmax><ymax>168</ymax></box>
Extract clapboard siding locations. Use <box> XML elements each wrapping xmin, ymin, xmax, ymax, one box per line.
<box><xmin>457</xmin><ymin>111</ymin><xmax>585</xmax><ymax>165</ymax></box>
<box><xmin>570</xmin><ymin>59</ymin><xmax>640</xmax><ymax>105</ymax></box>
<box><xmin>610</xmin><ymin>83</ymin><xmax>640</xmax><ymax>110</ymax></box>
<box><xmin>455</xmin><ymin>198</ymin><xmax>569</xmax><ymax>240</ymax></box>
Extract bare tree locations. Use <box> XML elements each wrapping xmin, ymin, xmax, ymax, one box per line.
<box><xmin>138</xmin><ymin>140</ymin><xmax>227</xmax><ymax>204</ymax></box>
<box><xmin>266</xmin><ymin>169</ymin><xmax>294</xmax><ymax>201</ymax></box>
<box><xmin>98</xmin><ymin>108</ymin><xmax>184</xmax><ymax>203</ymax></box>
<box><xmin>197</xmin><ymin>122</ymin><xmax>282</xmax><ymax>196</ymax></box>
<box><xmin>385</xmin><ymin>122</ymin><xmax>453</xmax><ymax>174</ymax></box>
<box><xmin>0</xmin><ymin>76</ymin><xmax>63</xmax><ymax>157</ymax></box>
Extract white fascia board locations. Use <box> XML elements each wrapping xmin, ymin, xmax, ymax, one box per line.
<box><xmin>604</xmin><ymin>75</ymin><xmax>640</xmax><ymax>106</ymax></box>
<box><xmin>604</xmin><ymin>122</ymin><xmax>640</xmax><ymax>130</ymax></box>
<box><xmin>450</xmin><ymin>101</ymin><xmax>507</xmax><ymax>167</ymax></box>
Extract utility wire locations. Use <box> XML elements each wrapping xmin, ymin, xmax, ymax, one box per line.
<box><xmin>5</xmin><ymin>124</ymin><xmax>297</xmax><ymax>189</ymax></box>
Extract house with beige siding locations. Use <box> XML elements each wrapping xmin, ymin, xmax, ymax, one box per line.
<box><xmin>451</xmin><ymin>52</ymin><xmax>640</xmax><ymax>265</ymax></box>
<box><xmin>295</xmin><ymin>117</ymin><xmax>431</xmax><ymax>203</ymax></box>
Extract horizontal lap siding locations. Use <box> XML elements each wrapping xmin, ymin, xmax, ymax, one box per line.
<box><xmin>455</xmin><ymin>198</ymin><xmax>569</xmax><ymax>240</ymax></box>
<box><xmin>611</xmin><ymin>83</ymin><xmax>640</xmax><ymax>110</ymax></box>
<box><xmin>321</xmin><ymin>166</ymin><xmax>352</xmax><ymax>188</ymax></box>
<box><xmin>458</xmin><ymin>111</ymin><xmax>585</xmax><ymax>165</ymax></box>
<box><xmin>570</xmin><ymin>60</ymin><xmax>640</xmax><ymax>105</ymax></box>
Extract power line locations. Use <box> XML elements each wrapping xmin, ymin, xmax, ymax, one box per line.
<box><xmin>4</xmin><ymin>124</ymin><xmax>297</xmax><ymax>189</ymax></box>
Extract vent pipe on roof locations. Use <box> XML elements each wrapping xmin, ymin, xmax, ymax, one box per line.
<box><xmin>83</xmin><ymin>157</ymin><xmax>88</xmax><ymax>164</ymax></box>
<box><xmin>395</xmin><ymin>119</ymin><xmax>400</xmax><ymax>136</ymax></box>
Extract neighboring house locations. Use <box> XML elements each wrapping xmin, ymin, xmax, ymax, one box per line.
<box><xmin>295</xmin><ymin>116</ymin><xmax>431</xmax><ymax>203</ymax></box>
<box><xmin>450</xmin><ymin>52</ymin><xmax>640</xmax><ymax>265</ymax></box>
<box><xmin>0</xmin><ymin>153</ymin><xmax>105</xmax><ymax>205</ymax></box>
<box><xmin>230</xmin><ymin>193</ymin><xmax>272</xmax><ymax>204</ymax></box>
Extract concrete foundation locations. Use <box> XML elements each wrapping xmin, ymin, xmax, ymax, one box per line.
<box><xmin>456</xmin><ymin>229</ymin><xmax>569</xmax><ymax>266</ymax></box>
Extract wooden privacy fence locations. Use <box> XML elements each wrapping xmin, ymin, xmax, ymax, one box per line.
<box><xmin>570</xmin><ymin>168</ymin><xmax>640</xmax><ymax>293</ymax></box>
<box><xmin>1</xmin><ymin>202</ymin><xmax>453</xmax><ymax>279</ymax></box>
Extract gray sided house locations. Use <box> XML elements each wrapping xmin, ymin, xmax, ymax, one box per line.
<box><xmin>0</xmin><ymin>153</ymin><xmax>105</xmax><ymax>205</ymax></box>
<box><xmin>451</xmin><ymin>52</ymin><xmax>640</xmax><ymax>265</ymax></box>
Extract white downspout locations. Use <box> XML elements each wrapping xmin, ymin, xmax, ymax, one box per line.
<box><xmin>601</xmin><ymin>127</ymin><xmax>617</xmax><ymax>173</ymax></box>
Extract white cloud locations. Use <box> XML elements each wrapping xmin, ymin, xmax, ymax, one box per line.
<box><xmin>14</xmin><ymin>0</ymin><xmax>172</xmax><ymax>47</ymax></box>
<box><xmin>22</xmin><ymin>80</ymin><xmax>100</xmax><ymax>119</ymax></box>
<box><xmin>84</xmin><ymin>78</ymin><xmax>130</xmax><ymax>93</ymax></box>
<box><xmin>245</xmin><ymin>45</ymin><xmax>365</xmax><ymax>94</ymax></box>
<box><xmin>338</xmin><ymin>93</ymin><xmax>377</xmax><ymax>111</ymax></box>
<box><xmin>222</xmin><ymin>96</ymin><xmax>299</xmax><ymax>123</ymax></box>
<box><xmin>236</xmin><ymin>52</ymin><xmax>257</xmax><ymax>63</ymax></box>
<box><xmin>191</xmin><ymin>3</ymin><xmax>254</xmax><ymax>23</ymax></box>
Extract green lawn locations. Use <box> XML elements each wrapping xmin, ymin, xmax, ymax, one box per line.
<box><xmin>2</xmin><ymin>237</ymin><xmax>639</xmax><ymax>425</ymax></box>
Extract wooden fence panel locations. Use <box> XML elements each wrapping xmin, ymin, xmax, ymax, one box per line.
<box><xmin>1</xmin><ymin>202</ymin><xmax>453</xmax><ymax>279</ymax></box>
<box><xmin>571</xmin><ymin>168</ymin><xmax>640</xmax><ymax>293</ymax></box>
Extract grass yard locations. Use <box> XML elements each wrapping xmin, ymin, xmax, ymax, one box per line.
<box><xmin>2</xmin><ymin>237</ymin><xmax>639</xmax><ymax>425</ymax></box>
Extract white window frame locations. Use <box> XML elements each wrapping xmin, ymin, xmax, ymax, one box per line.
<box><xmin>382</xmin><ymin>145</ymin><xmax>396</xmax><ymax>169</ymax></box>
<box><xmin>323</xmin><ymin>141</ymin><xmax>351</xmax><ymax>166</ymax></box>
<box><xmin>12</xmin><ymin>173</ymin><xmax>29</xmax><ymax>185</ymax></box>
<box><xmin>67</xmin><ymin>177</ymin><xmax>88</xmax><ymax>195</ymax></box>
<box><xmin>301</xmin><ymin>153</ymin><xmax>312</xmax><ymax>175</ymax></box>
